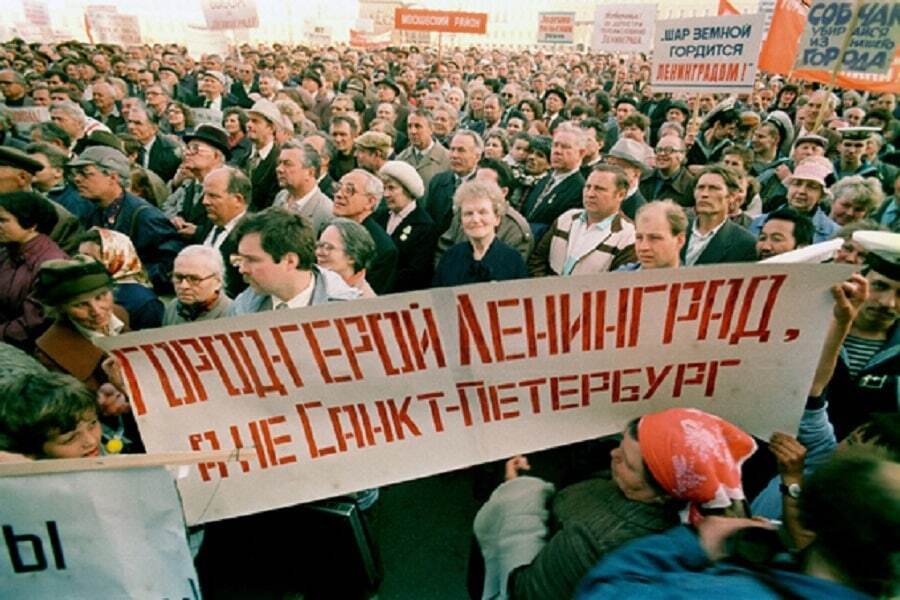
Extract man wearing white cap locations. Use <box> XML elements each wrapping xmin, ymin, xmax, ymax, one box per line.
<box><xmin>193</xmin><ymin>70</ymin><xmax>238</xmax><ymax>111</ymax></box>
<box><xmin>750</xmin><ymin>157</ymin><xmax>839</xmax><ymax>244</ymax></box>
<box><xmin>239</xmin><ymin>99</ymin><xmax>282</xmax><ymax>211</ymax></box>
<box><xmin>826</xmin><ymin>231</ymin><xmax>899</xmax><ymax>440</ymax></box>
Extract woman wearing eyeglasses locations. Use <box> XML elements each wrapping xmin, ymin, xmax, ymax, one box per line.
<box><xmin>163</xmin><ymin>245</ymin><xmax>232</xmax><ymax>325</ymax></box>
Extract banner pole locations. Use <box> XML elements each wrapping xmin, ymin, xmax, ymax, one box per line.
<box><xmin>810</xmin><ymin>0</ymin><xmax>862</xmax><ymax>133</ymax></box>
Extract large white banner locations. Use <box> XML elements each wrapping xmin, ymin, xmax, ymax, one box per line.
<box><xmin>84</xmin><ymin>8</ymin><xmax>141</xmax><ymax>46</ymax></box>
<box><xmin>0</xmin><ymin>468</ymin><xmax>199</xmax><ymax>598</ymax></box>
<box><xmin>591</xmin><ymin>5</ymin><xmax>657</xmax><ymax>52</ymax></box>
<box><xmin>201</xmin><ymin>0</ymin><xmax>259</xmax><ymax>31</ymax></box>
<box><xmin>100</xmin><ymin>265</ymin><xmax>848</xmax><ymax>525</ymax></box>
<box><xmin>652</xmin><ymin>13</ymin><xmax>766</xmax><ymax>93</ymax></box>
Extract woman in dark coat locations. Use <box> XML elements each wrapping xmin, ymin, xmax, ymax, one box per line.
<box><xmin>0</xmin><ymin>191</ymin><xmax>67</xmax><ymax>351</ymax></box>
<box><xmin>433</xmin><ymin>180</ymin><xmax>527</xmax><ymax>287</ymax></box>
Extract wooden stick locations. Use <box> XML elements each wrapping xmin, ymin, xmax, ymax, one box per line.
<box><xmin>0</xmin><ymin>449</ymin><xmax>246</xmax><ymax>477</ymax></box>
<box><xmin>810</xmin><ymin>0</ymin><xmax>862</xmax><ymax>133</ymax></box>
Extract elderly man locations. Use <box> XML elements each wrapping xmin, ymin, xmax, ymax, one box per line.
<box><xmin>228</xmin><ymin>207</ymin><xmax>359</xmax><ymax>315</ymax></box>
<box><xmin>238</xmin><ymin>100</ymin><xmax>282</xmax><ymax>211</ymax></box>
<box><xmin>303</xmin><ymin>132</ymin><xmax>338</xmax><ymax>198</ymax></box>
<box><xmin>397</xmin><ymin>108</ymin><xmax>450</xmax><ymax>187</ymax></box>
<box><xmin>193</xmin><ymin>70</ymin><xmax>237</xmax><ymax>111</ymax></box>
<box><xmin>50</xmin><ymin>101</ymin><xmax>110</xmax><ymax>152</ymax></box>
<box><xmin>333</xmin><ymin>168</ymin><xmax>398</xmax><ymax>294</ymax></box>
<box><xmin>431</xmin><ymin>102</ymin><xmax>458</xmax><ymax>148</ymax></box>
<box><xmin>353</xmin><ymin>131</ymin><xmax>392</xmax><ymax>175</ymax></box>
<box><xmin>529</xmin><ymin>164</ymin><xmax>636</xmax><ymax>277</ymax></box>
<box><xmin>639</xmin><ymin>135</ymin><xmax>695</xmax><ymax>207</ymax></box>
<box><xmin>682</xmin><ymin>164</ymin><xmax>758</xmax><ymax>266</ymax></box>
<box><xmin>750</xmin><ymin>157</ymin><xmax>840</xmax><ymax>244</ymax></box>
<box><xmin>90</xmin><ymin>80</ymin><xmax>124</xmax><ymax>133</ymax></box>
<box><xmin>605</xmin><ymin>138</ymin><xmax>649</xmax><ymax>219</ymax></box>
<box><xmin>0</xmin><ymin>69</ymin><xmax>32</xmax><ymax>107</ymax></box>
<box><xmin>68</xmin><ymin>146</ymin><xmax>183</xmax><ymax>292</ymax></box>
<box><xmin>798</xmin><ymin>89</ymin><xmax>837</xmax><ymax>137</ymax></box>
<box><xmin>521</xmin><ymin>124</ymin><xmax>587</xmax><ymax>240</ymax></box>
<box><xmin>163</xmin><ymin>124</ymin><xmax>229</xmax><ymax>238</ymax></box>
<box><xmin>127</xmin><ymin>105</ymin><xmax>181</xmax><ymax>183</ymax></box>
<box><xmin>423</xmin><ymin>129</ymin><xmax>484</xmax><ymax>236</ymax></box>
<box><xmin>199</xmin><ymin>166</ymin><xmax>250</xmax><ymax>298</ymax></box>
<box><xmin>755</xmin><ymin>206</ymin><xmax>814</xmax><ymax>260</ymax></box>
<box><xmin>163</xmin><ymin>245</ymin><xmax>233</xmax><ymax>325</ymax></box>
<box><xmin>273</xmin><ymin>140</ymin><xmax>333</xmax><ymax>234</ymax></box>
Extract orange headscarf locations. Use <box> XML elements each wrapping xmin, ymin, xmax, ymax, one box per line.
<box><xmin>638</xmin><ymin>408</ymin><xmax>756</xmax><ymax>524</ymax></box>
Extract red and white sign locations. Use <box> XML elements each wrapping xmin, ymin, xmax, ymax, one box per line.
<box><xmin>201</xmin><ymin>0</ymin><xmax>259</xmax><ymax>31</ymax></box>
<box><xmin>652</xmin><ymin>13</ymin><xmax>765</xmax><ymax>93</ymax></box>
<box><xmin>394</xmin><ymin>8</ymin><xmax>488</xmax><ymax>34</ymax></box>
<box><xmin>349</xmin><ymin>29</ymin><xmax>391</xmax><ymax>50</ymax></box>
<box><xmin>538</xmin><ymin>12</ymin><xmax>575</xmax><ymax>44</ymax></box>
<box><xmin>100</xmin><ymin>265</ymin><xmax>846</xmax><ymax>525</ymax></box>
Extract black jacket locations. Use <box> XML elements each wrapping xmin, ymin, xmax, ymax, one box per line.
<box><xmin>372</xmin><ymin>204</ymin><xmax>437</xmax><ymax>292</ymax></box>
<box><xmin>362</xmin><ymin>214</ymin><xmax>398</xmax><ymax>295</ymax></box>
<box><xmin>681</xmin><ymin>219</ymin><xmax>758</xmax><ymax>266</ymax></box>
<box><xmin>145</xmin><ymin>135</ymin><xmax>182</xmax><ymax>183</ymax></box>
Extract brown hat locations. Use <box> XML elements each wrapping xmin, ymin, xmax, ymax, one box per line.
<box><xmin>354</xmin><ymin>131</ymin><xmax>393</xmax><ymax>154</ymax></box>
<box><xmin>0</xmin><ymin>145</ymin><xmax>43</xmax><ymax>174</ymax></box>
<box><xmin>35</xmin><ymin>256</ymin><xmax>113</xmax><ymax>306</ymax></box>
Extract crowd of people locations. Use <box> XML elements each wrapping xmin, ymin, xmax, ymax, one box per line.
<box><xmin>0</xmin><ymin>36</ymin><xmax>897</xmax><ymax>598</ymax></box>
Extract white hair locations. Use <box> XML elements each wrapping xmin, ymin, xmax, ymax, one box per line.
<box><xmin>175</xmin><ymin>244</ymin><xmax>225</xmax><ymax>280</ymax></box>
<box><xmin>50</xmin><ymin>101</ymin><xmax>86</xmax><ymax>127</ymax></box>
<box><xmin>350</xmin><ymin>168</ymin><xmax>384</xmax><ymax>200</ymax></box>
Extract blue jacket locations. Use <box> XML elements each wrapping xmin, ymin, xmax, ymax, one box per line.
<box><xmin>86</xmin><ymin>191</ymin><xmax>184</xmax><ymax>294</ymax></box>
<box><xmin>749</xmin><ymin>205</ymin><xmax>840</xmax><ymax>244</ymax></box>
<box><xmin>577</xmin><ymin>526</ymin><xmax>871</xmax><ymax>600</ymax></box>
<box><xmin>751</xmin><ymin>406</ymin><xmax>836</xmax><ymax>520</ymax></box>
<box><xmin>48</xmin><ymin>184</ymin><xmax>96</xmax><ymax>227</ymax></box>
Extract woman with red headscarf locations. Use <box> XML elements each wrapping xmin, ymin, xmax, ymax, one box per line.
<box><xmin>473</xmin><ymin>408</ymin><xmax>756</xmax><ymax>600</ymax></box>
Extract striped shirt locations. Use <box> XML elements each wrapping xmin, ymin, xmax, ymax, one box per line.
<box><xmin>842</xmin><ymin>335</ymin><xmax>883</xmax><ymax>378</ymax></box>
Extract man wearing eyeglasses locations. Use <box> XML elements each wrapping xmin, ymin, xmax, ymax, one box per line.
<box><xmin>639</xmin><ymin>135</ymin><xmax>696</xmax><ymax>208</ymax></box>
<box><xmin>164</xmin><ymin>245</ymin><xmax>233</xmax><ymax>325</ymax></box>
<box><xmin>163</xmin><ymin>124</ymin><xmax>229</xmax><ymax>240</ymax></box>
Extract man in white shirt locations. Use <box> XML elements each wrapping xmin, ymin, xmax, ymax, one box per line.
<box><xmin>682</xmin><ymin>164</ymin><xmax>758</xmax><ymax>266</ymax></box>
<box><xmin>228</xmin><ymin>208</ymin><xmax>359</xmax><ymax>315</ymax></box>
<box><xmin>273</xmin><ymin>140</ymin><xmax>333</xmax><ymax>234</ymax></box>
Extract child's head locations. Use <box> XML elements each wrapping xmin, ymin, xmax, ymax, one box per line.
<box><xmin>0</xmin><ymin>371</ymin><xmax>101</xmax><ymax>458</ymax></box>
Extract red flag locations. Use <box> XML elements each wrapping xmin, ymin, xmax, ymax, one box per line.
<box><xmin>758</xmin><ymin>0</ymin><xmax>809</xmax><ymax>75</ymax></box>
<box><xmin>718</xmin><ymin>0</ymin><xmax>740</xmax><ymax>15</ymax></box>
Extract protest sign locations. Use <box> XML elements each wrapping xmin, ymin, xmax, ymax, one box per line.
<box><xmin>591</xmin><ymin>5</ymin><xmax>657</xmax><ymax>52</ymax></box>
<box><xmin>652</xmin><ymin>13</ymin><xmax>765</xmax><ymax>93</ymax></box>
<box><xmin>201</xmin><ymin>0</ymin><xmax>259</xmax><ymax>31</ymax></box>
<box><xmin>99</xmin><ymin>264</ymin><xmax>847</xmax><ymax>525</ymax></box>
<box><xmin>349</xmin><ymin>29</ymin><xmax>391</xmax><ymax>50</ymax></box>
<box><xmin>22</xmin><ymin>0</ymin><xmax>50</xmax><ymax>28</ymax></box>
<box><xmin>794</xmin><ymin>0</ymin><xmax>898</xmax><ymax>75</ymax></box>
<box><xmin>84</xmin><ymin>9</ymin><xmax>141</xmax><ymax>46</ymax></box>
<box><xmin>0</xmin><ymin>467</ymin><xmax>199</xmax><ymax>598</ymax></box>
<box><xmin>394</xmin><ymin>8</ymin><xmax>488</xmax><ymax>34</ymax></box>
<box><xmin>538</xmin><ymin>12</ymin><xmax>575</xmax><ymax>44</ymax></box>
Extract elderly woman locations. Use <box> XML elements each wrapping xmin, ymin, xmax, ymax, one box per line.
<box><xmin>828</xmin><ymin>175</ymin><xmax>885</xmax><ymax>227</ymax></box>
<box><xmin>475</xmin><ymin>408</ymin><xmax>756</xmax><ymax>600</ymax></box>
<box><xmin>433</xmin><ymin>180</ymin><xmax>527</xmax><ymax>287</ymax></box>
<box><xmin>164</xmin><ymin>245</ymin><xmax>232</xmax><ymax>325</ymax></box>
<box><xmin>315</xmin><ymin>218</ymin><xmax>378</xmax><ymax>298</ymax></box>
<box><xmin>78</xmin><ymin>227</ymin><xmax>163</xmax><ymax>330</ymax></box>
<box><xmin>374</xmin><ymin>161</ymin><xmax>437</xmax><ymax>292</ymax></box>
<box><xmin>0</xmin><ymin>191</ymin><xmax>67</xmax><ymax>351</ymax></box>
<box><xmin>33</xmin><ymin>256</ymin><xmax>139</xmax><ymax>452</ymax></box>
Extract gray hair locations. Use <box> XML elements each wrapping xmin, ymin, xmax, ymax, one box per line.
<box><xmin>280</xmin><ymin>139</ymin><xmax>322</xmax><ymax>173</ymax></box>
<box><xmin>831</xmin><ymin>176</ymin><xmax>885</xmax><ymax>214</ymax></box>
<box><xmin>452</xmin><ymin>129</ymin><xmax>484</xmax><ymax>154</ymax></box>
<box><xmin>50</xmin><ymin>101</ymin><xmax>86</xmax><ymax>128</ymax></box>
<box><xmin>325</xmin><ymin>217</ymin><xmax>375</xmax><ymax>273</ymax></box>
<box><xmin>554</xmin><ymin>121</ymin><xmax>589</xmax><ymax>150</ymax></box>
<box><xmin>349</xmin><ymin>168</ymin><xmax>384</xmax><ymax>200</ymax></box>
<box><xmin>175</xmin><ymin>244</ymin><xmax>225</xmax><ymax>280</ymax></box>
<box><xmin>453</xmin><ymin>179</ymin><xmax>507</xmax><ymax>219</ymax></box>
<box><xmin>658</xmin><ymin>122</ymin><xmax>685</xmax><ymax>139</ymax></box>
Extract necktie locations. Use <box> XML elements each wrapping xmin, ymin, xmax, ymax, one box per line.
<box><xmin>209</xmin><ymin>226</ymin><xmax>226</xmax><ymax>246</ymax></box>
<box><xmin>274</xmin><ymin>302</ymin><xmax>289</xmax><ymax>310</ymax></box>
<box><xmin>248</xmin><ymin>153</ymin><xmax>260</xmax><ymax>176</ymax></box>
<box><xmin>138</xmin><ymin>147</ymin><xmax>147</xmax><ymax>168</ymax></box>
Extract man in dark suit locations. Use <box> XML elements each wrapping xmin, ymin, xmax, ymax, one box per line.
<box><xmin>372</xmin><ymin>160</ymin><xmax>436</xmax><ymax>291</ymax></box>
<box><xmin>422</xmin><ymin>130</ymin><xmax>483</xmax><ymax>237</ymax></box>
<box><xmin>127</xmin><ymin>106</ymin><xmax>182</xmax><ymax>183</ymax></box>
<box><xmin>237</xmin><ymin>100</ymin><xmax>282</xmax><ymax>211</ymax></box>
<box><xmin>229</xmin><ymin>63</ymin><xmax>258</xmax><ymax>109</ymax></box>
<box><xmin>196</xmin><ymin>166</ymin><xmax>249</xmax><ymax>298</ymax></box>
<box><xmin>191</xmin><ymin>70</ymin><xmax>240</xmax><ymax>111</ymax></box>
<box><xmin>605</xmin><ymin>138</ymin><xmax>650</xmax><ymax>220</ymax></box>
<box><xmin>521</xmin><ymin>124</ymin><xmax>586</xmax><ymax>240</ymax></box>
<box><xmin>639</xmin><ymin>134</ymin><xmax>696</xmax><ymax>207</ymax></box>
<box><xmin>681</xmin><ymin>165</ymin><xmax>758</xmax><ymax>266</ymax></box>
<box><xmin>333</xmin><ymin>168</ymin><xmax>398</xmax><ymax>294</ymax></box>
